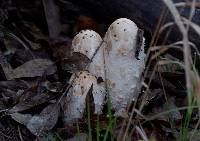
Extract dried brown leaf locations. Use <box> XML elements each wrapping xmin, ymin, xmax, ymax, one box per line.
<box><xmin>9</xmin><ymin>93</ymin><xmax>52</xmax><ymax>113</ymax></box>
<box><xmin>61</xmin><ymin>53</ymin><xmax>90</xmax><ymax>72</ymax></box>
<box><xmin>0</xmin><ymin>49</ymin><xmax>56</xmax><ymax>80</ymax></box>
<box><xmin>27</xmin><ymin>104</ymin><xmax>60</xmax><ymax>136</ymax></box>
<box><xmin>0</xmin><ymin>50</ymin><xmax>15</xmax><ymax>80</ymax></box>
<box><xmin>13</xmin><ymin>59</ymin><xmax>56</xmax><ymax>78</ymax></box>
<box><xmin>43</xmin><ymin>0</ymin><xmax>61</xmax><ymax>37</ymax></box>
<box><xmin>11</xmin><ymin>113</ymin><xmax>32</xmax><ymax>125</ymax></box>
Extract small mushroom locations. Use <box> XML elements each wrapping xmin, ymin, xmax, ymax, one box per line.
<box><xmin>71</xmin><ymin>30</ymin><xmax>106</xmax><ymax>112</ymax></box>
<box><xmin>102</xmin><ymin>18</ymin><xmax>146</xmax><ymax>117</ymax></box>
<box><xmin>72</xmin><ymin>30</ymin><xmax>105</xmax><ymax>79</ymax></box>
<box><xmin>72</xmin><ymin>30</ymin><xmax>102</xmax><ymax>59</ymax></box>
<box><xmin>63</xmin><ymin>30</ymin><xmax>106</xmax><ymax>123</ymax></box>
<box><xmin>62</xmin><ymin>30</ymin><xmax>103</xmax><ymax>72</ymax></box>
<box><xmin>63</xmin><ymin>71</ymin><xmax>105</xmax><ymax>123</ymax></box>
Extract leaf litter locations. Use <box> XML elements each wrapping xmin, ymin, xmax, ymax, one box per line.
<box><xmin>0</xmin><ymin>1</ymin><xmax>200</xmax><ymax>140</ymax></box>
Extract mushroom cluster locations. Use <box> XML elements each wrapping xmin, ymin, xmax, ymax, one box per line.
<box><xmin>63</xmin><ymin>18</ymin><xmax>146</xmax><ymax>123</ymax></box>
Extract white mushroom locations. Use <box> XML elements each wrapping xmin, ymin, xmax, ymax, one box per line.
<box><xmin>72</xmin><ymin>30</ymin><xmax>102</xmax><ymax>60</ymax></box>
<box><xmin>63</xmin><ymin>71</ymin><xmax>105</xmax><ymax>123</ymax></box>
<box><xmin>71</xmin><ymin>30</ymin><xmax>105</xmax><ymax>79</ymax></box>
<box><xmin>63</xmin><ymin>30</ymin><xmax>106</xmax><ymax>123</ymax></box>
<box><xmin>102</xmin><ymin>18</ymin><xmax>146</xmax><ymax>117</ymax></box>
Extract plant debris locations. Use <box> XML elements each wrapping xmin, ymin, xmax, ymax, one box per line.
<box><xmin>1</xmin><ymin>0</ymin><xmax>200</xmax><ymax>141</ymax></box>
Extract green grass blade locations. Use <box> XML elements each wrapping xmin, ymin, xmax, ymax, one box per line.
<box><xmin>87</xmin><ymin>102</ymin><xmax>93</xmax><ymax>141</ymax></box>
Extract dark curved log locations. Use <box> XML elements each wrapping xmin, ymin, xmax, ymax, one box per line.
<box><xmin>3</xmin><ymin>0</ymin><xmax>200</xmax><ymax>47</ymax></box>
<box><xmin>60</xmin><ymin>0</ymin><xmax>200</xmax><ymax>46</ymax></box>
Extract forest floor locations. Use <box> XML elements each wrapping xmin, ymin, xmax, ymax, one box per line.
<box><xmin>1</xmin><ymin>0</ymin><xmax>200</xmax><ymax>141</ymax></box>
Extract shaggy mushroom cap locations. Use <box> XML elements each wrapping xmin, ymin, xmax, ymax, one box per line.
<box><xmin>72</xmin><ymin>29</ymin><xmax>102</xmax><ymax>60</ymax></box>
<box><xmin>63</xmin><ymin>71</ymin><xmax>105</xmax><ymax>123</ymax></box>
<box><xmin>103</xmin><ymin>18</ymin><xmax>146</xmax><ymax>117</ymax></box>
<box><xmin>63</xmin><ymin>29</ymin><xmax>104</xmax><ymax>72</ymax></box>
<box><xmin>71</xmin><ymin>30</ymin><xmax>105</xmax><ymax>80</ymax></box>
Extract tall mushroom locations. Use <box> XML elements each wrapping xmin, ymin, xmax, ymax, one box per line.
<box><xmin>63</xmin><ymin>30</ymin><xmax>106</xmax><ymax>123</ymax></box>
<box><xmin>102</xmin><ymin>18</ymin><xmax>146</xmax><ymax>117</ymax></box>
